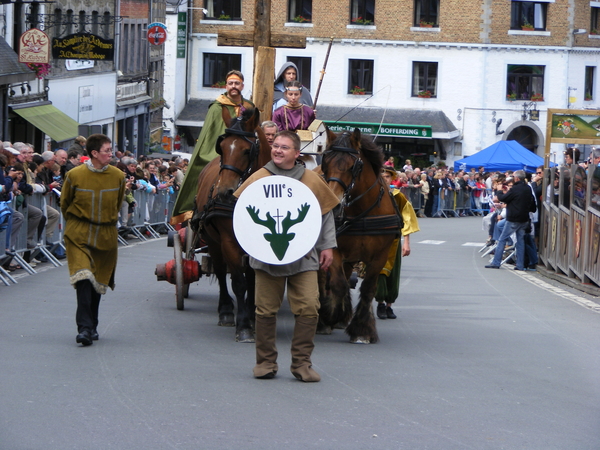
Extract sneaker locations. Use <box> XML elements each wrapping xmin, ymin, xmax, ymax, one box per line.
<box><xmin>376</xmin><ymin>303</ymin><xmax>387</xmax><ymax>319</ymax></box>
<box><xmin>485</xmin><ymin>264</ymin><xmax>500</xmax><ymax>269</ymax></box>
<box><xmin>526</xmin><ymin>265</ymin><xmax>537</xmax><ymax>271</ymax></box>
<box><xmin>386</xmin><ymin>306</ymin><xmax>397</xmax><ymax>319</ymax></box>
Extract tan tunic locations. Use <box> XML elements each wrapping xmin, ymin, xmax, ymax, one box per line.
<box><xmin>61</xmin><ymin>162</ymin><xmax>126</xmax><ymax>294</ymax></box>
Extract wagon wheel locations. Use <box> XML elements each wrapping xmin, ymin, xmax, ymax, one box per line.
<box><xmin>173</xmin><ymin>234</ymin><xmax>185</xmax><ymax>311</ymax></box>
<box><xmin>182</xmin><ymin>224</ymin><xmax>196</xmax><ymax>299</ymax></box>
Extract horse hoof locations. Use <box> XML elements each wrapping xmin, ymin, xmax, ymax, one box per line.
<box><xmin>236</xmin><ymin>329</ymin><xmax>255</xmax><ymax>343</ymax></box>
<box><xmin>316</xmin><ymin>325</ymin><xmax>332</xmax><ymax>335</ymax></box>
<box><xmin>218</xmin><ymin>314</ymin><xmax>235</xmax><ymax>327</ymax></box>
<box><xmin>333</xmin><ymin>321</ymin><xmax>347</xmax><ymax>330</ymax></box>
<box><xmin>350</xmin><ymin>337</ymin><xmax>371</xmax><ymax>344</ymax></box>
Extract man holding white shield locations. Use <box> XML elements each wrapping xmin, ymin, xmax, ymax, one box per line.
<box><xmin>234</xmin><ymin>130</ymin><xmax>339</xmax><ymax>382</ymax></box>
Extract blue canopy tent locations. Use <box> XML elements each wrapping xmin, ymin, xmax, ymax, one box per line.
<box><xmin>453</xmin><ymin>140</ymin><xmax>555</xmax><ymax>173</ymax></box>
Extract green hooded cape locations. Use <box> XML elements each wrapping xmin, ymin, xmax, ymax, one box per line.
<box><xmin>171</xmin><ymin>96</ymin><xmax>254</xmax><ymax>222</ymax></box>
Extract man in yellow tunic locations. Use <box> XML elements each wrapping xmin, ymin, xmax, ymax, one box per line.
<box><xmin>61</xmin><ymin>134</ymin><xmax>126</xmax><ymax>346</ymax></box>
<box><xmin>376</xmin><ymin>167</ymin><xmax>420</xmax><ymax>319</ymax></box>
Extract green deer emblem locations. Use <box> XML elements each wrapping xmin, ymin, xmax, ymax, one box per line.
<box><xmin>246</xmin><ymin>203</ymin><xmax>311</xmax><ymax>260</ymax></box>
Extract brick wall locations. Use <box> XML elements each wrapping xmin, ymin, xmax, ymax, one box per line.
<box><xmin>120</xmin><ymin>0</ymin><xmax>149</xmax><ymax>20</ymax></box>
<box><xmin>192</xmin><ymin>0</ymin><xmax>599</xmax><ymax>49</ymax></box>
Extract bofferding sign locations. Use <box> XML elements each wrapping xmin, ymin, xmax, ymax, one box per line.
<box><xmin>233</xmin><ymin>176</ymin><xmax>322</xmax><ymax>265</ymax></box>
<box><xmin>52</xmin><ymin>33</ymin><xmax>114</xmax><ymax>60</ymax></box>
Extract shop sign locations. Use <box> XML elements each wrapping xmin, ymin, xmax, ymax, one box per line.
<box><xmin>323</xmin><ymin>121</ymin><xmax>432</xmax><ymax>139</ymax></box>
<box><xmin>52</xmin><ymin>33</ymin><xmax>114</xmax><ymax>60</ymax></box>
<box><xmin>19</xmin><ymin>28</ymin><xmax>50</xmax><ymax>64</ymax></box>
<box><xmin>148</xmin><ymin>23</ymin><xmax>167</xmax><ymax>46</ymax></box>
<box><xmin>177</xmin><ymin>13</ymin><xmax>186</xmax><ymax>58</ymax></box>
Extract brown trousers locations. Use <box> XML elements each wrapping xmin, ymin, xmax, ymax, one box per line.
<box><xmin>254</xmin><ymin>269</ymin><xmax>320</xmax><ymax>318</ymax></box>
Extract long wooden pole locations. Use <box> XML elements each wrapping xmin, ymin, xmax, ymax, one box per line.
<box><xmin>252</xmin><ymin>0</ymin><xmax>274</xmax><ymax>121</ymax></box>
<box><xmin>312</xmin><ymin>37</ymin><xmax>334</xmax><ymax>111</ymax></box>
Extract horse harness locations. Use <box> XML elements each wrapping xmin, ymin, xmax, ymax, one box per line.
<box><xmin>324</xmin><ymin>144</ymin><xmax>403</xmax><ymax>237</ymax></box>
<box><xmin>199</xmin><ymin>120</ymin><xmax>261</xmax><ymax>228</ymax></box>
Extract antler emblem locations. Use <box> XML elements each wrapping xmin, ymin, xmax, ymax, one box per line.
<box><xmin>246</xmin><ymin>204</ymin><xmax>311</xmax><ymax>260</ymax></box>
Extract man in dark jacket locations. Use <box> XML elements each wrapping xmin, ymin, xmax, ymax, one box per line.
<box><xmin>486</xmin><ymin>170</ymin><xmax>536</xmax><ymax>270</ymax></box>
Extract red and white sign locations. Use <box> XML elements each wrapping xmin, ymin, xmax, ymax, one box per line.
<box><xmin>147</xmin><ymin>23</ymin><xmax>167</xmax><ymax>46</ymax></box>
<box><xmin>19</xmin><ymin>28</ymin><xmax>50</xmax><ymax>64</ymax></box>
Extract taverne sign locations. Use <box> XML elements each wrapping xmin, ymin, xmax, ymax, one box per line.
<box><xmin>324</xmin><ymin>121</ymin><xmax>433</xmax><ymax>139</ymax></box>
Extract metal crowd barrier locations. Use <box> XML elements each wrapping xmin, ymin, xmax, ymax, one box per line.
<box><xmin>27</xmin><ymin>192</ymin><xmax>63</xmax><ymax>267</ymax></box>
<box><xmin>398</xmin><ymin>186</ymin><xmax>423</xmax><ymax>213</ymax></box>
<box><xmin>421</xmin><ymin>186</ymin><xmax>491</xmax><ymax>218</ymax></box>
<box><xmin>538</xmin><ymin>164</ymin><xmax>600</xmax><ymax>289</ymax></box>
<box><xmin>127</xmin><ymin>189</ymin><xmax>175</xmax><ymax>242</ymax></box>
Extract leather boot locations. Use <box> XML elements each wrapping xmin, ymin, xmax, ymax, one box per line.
<box><xmin>253</xmin><ymin>315</ymin><xmax>278</xmax><ymax>379</ymax></box>
<box><xmin>290</xmin><ymin>316</ymin><xmax>320</xmax><ymax>382</ymax></box>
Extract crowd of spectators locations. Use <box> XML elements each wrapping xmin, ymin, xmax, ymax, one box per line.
<box><xmin>1</xmin><ymin>136</ymin><xmax>188</xmax><ymax>273</ymax></box>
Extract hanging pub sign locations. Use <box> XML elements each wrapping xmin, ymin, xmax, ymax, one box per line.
<box><xmin>19</xmin><ymin>28</ymin><xmax>50</xmax><ymax>64</ymax></box>
<box><xmin>148</xmin><ymin>23</ymin><xmax>167</xmax><ymax>46</ymax></box>
<box><xmin>52</xmin><ymin>33</ymin><xmax>114</xmax><ymax>60</ymax></box>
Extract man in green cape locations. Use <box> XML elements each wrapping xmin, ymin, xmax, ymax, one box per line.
<box><xmin>171</xmin><ymin>70</ymin><xmax>255</xmax><ymax>224</ymax></box>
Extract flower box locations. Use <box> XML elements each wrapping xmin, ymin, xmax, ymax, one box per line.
<box><xmin>293</xmin><ymin>15</ymin><xmax>310</xmax><ymax>23</ymax></box>
<box><xmin>418</xmin><ymin>90</ymin><xmax>432</xmax><ymax>98</ymax></box>
<box><xmin>506</xmin><ymin>93</ymin><xmax>517</xmax><ymax>101</ymax></box>
<box><xmin>350</xmin><ymin>86</ymin><xmax>366</xmax><ymax>95</ymax></box>
<box><xmin>530</xmin><ymin>94</ymin><xmax>544</xmax><ymax>102</ymax></box>
<box><xmin>351</xmin><ymin>17</ymin><xmax>373</xmax><ymax>25</ymax></box>
<box><xmin>419</xmin><ymin>21</ymin><xmax>433</xmax><ymax>28</ymax></box>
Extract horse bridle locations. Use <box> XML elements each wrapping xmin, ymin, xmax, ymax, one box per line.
<box><xmin>324</xmin><ymin>145</ymin><xmax>364</xmax><ymax>200</ymax></box>
<box><xmin>215</xmin><ymin>122</ymin><xmax>260</xmax><ymax>183</ymax></box>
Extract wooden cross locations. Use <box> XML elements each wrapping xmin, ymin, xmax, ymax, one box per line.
<box><xmin>217</xmin><ymin>0</ymin><xmax>306</xmax><ymax>121</ymax></box>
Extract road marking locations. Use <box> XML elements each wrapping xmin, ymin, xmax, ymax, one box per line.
<box><xmin>418</xmin><ymin>240</ymin><xmax>446</xmax><ymax>245</ymax></box>
<box><xmin>515</xmin><ymin>271</ymin><xmax>600</xmax><ymax>313</ymax></box>
<box><xmin>462</xmin><ymin>242</ymin><xmax>486</xmax><ymax>247</ymax></box>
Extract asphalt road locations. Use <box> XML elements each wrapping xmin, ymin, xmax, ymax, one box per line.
<box><xmin>1</xmin><ymin>216</ymin><xmax>599</xmax><ymax>450</ymax></box>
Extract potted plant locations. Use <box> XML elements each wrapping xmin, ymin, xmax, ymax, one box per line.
<box><xmin>521</xmin><ymin>20</ymin><xmax>534</xmax><ymax>31</ymax></box>
<box><xmin>211</xmin><ymin>80</ymin><xmax>227</xmax><ymax>88</ymax></box>
<box><xmin>218</xmin><ymin>14</ymin><xmax>231</xmax><ymax>20</ymax></box>
<box><xmin>585</xmin><ymin>94</ymin><xmax>593</xmax><ymax>101</ymax></box>
<box><xmin>419</xmin><ymin>20</ymin><xmax>434</xmax><ymax>28</ymax></box>
<box><xmin>530</xmin><ymin>93</ymin><xmax>544</xmax><ymax>102</ymax></box>
<box><xmin>590</xmin><ymin>29</ymin><xmax>599</xmax><ymax>35</ymax></box>
<box><xmin>418</xmin><ymin>90</ymin><xmax>432</xmax><ymax>98</ymax></box>
<box><xmin>351</xmin><ymin>17</ymin><xmax>373</xmax><ymax>25</ymax></box>
<box><xmin>26</xmin><ymin>62</ymin><xmax>51</xmax><ymax>79</ymax></box>
<box><xmin>506</xmin><ymin>93</ymin><xmax>517</xmax><ymax>101</ymax></box>
<box><xmin>293</xmin><ymin>15</ymin><xmax>310</xmax><ymax>23</ymax></box>
<box><xmin>350</xmin><ymin>86</ymin><xmax>366</xmax><ymax>95</ymax></box>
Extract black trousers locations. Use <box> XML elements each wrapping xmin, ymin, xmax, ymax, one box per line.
<box><xmin>76</xmin><ymin>280</ymin><xmax>101</xmax><ymax>333</ymax></box>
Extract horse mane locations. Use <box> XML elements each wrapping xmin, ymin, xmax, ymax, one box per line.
<box><xmin>226</xmin><ymin>107</ymin><xmax>258</xmax><ymax>131</ymax></box>
<box><xmin>331</xmin><ymin>131</ymin><xmax>384</xmax><ymax>174</ymax></box>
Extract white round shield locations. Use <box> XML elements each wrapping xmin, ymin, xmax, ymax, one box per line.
<box><xmin>233</xmin><ymin>175</ymin><xmax>322</xmax><ymax>265</ymax></box>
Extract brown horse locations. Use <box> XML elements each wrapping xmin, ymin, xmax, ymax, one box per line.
<box><xmin>319</xmin><ymin>129</ymin><xmax>402</xmax><ymax>343</ymax></box>
<box><xmin>192</xmin><ymin>107</ymin><xmax>272</xmax><ymax>342</ymax></box>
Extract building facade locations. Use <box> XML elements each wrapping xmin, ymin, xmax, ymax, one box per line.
<box><xmin>178</xmin><ymin>0</ymin><xmax>600</xmax><ymax>166</ymax></box>
<box><xmin>0</xmin><ymin>0</ymin><xmax>167</xmax><ymax>156</ymax></box>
